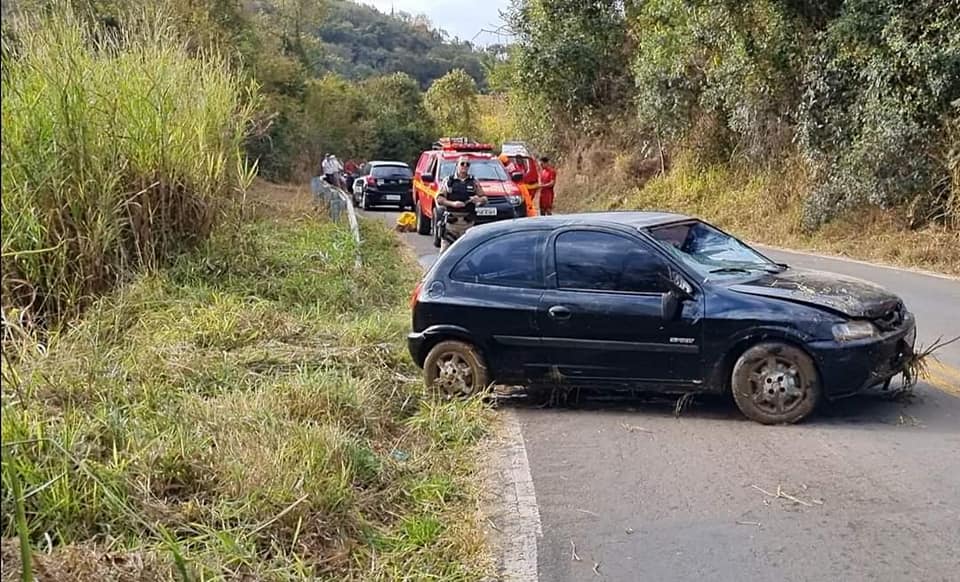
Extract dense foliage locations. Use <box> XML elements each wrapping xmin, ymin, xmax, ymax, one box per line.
<box><xmin>425</xmin><ymin>68</ymin><xmax>481</xmax><ymax>138</ymax></box>
<box><xmin>505</xmin><ymin>0</ymin><xmax>960</xmax><ymax>228</ymax></box>
<box><xmin>317</xmin><ymin>0</ymin><xmax>487</xmax><ymax>90</ymax></box>
<box><xmin>5</xmin><ymin>0</ymin><xmax>486</xmax><ymax>178</ymax></box>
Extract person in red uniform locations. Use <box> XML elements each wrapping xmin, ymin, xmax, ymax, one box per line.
<box><xmin>538</xmin><ymin>156</ymin><xmax>557</xmax><ymax>215</ymax></box>
<box><xmin>501</xmin><ymin>154</ymin><xmax>538</xmax><ymax>217</ymax></box>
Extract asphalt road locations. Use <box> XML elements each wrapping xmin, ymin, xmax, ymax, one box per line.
<box><xmin>362</xmin><ymin>207</ymin><xmax>960</xmax><ymax>582</ymax></box>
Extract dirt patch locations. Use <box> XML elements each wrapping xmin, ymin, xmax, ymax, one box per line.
<box><xmin>1</xmin><ymin>539</ymin><xmax>169</xmax><ymax>582</ymax></box>
<box><xmin>245</xmin><ymin>178</ymin><xmax>319</xmax><ymax>219</ymax></box>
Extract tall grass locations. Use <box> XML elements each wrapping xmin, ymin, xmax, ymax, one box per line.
<box><xmin>1</xmin><ymin>4</ymin><xmax>258</xmax><ymax>328</ymax></box>
<box><xmin>1</xmin><ymin>214</ymin><xmax>493</xmax><ymax>580</ymax></box>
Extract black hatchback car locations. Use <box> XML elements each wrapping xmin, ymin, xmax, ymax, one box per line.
<box><xmin>408</xmin><ymin>212</ymin><xmax>917</xmax><ymax>424</ymax></box>
<box><xmin>351</xmin><ymin>161</ymin><xmax>414</xmax><ymax>210</ymax></box>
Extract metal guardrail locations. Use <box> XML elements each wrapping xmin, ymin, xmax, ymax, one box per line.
<box><xmin>311</xmin><ymin>176</ymin><xmax>362</xmax><ymax>270</ymax></box>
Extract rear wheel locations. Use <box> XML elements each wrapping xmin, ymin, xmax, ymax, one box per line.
<box><xmin>731</xmin><ymin>342</ymin><xmax>820</xmax><ymax>424</ymax></box>
<box><xmin>424</xmin><ymin>340</ymin><xmax>489</xmax><ymax>397</ymax></box>
<box><xmin>416</xmin><ymin>198</ymin><xmax>431</xmax><ymax>235</ymax></box>
<box><xmin>362</xmin><ymin>190</ymin><xmax>372</xmax><ymax>210</ymax></box>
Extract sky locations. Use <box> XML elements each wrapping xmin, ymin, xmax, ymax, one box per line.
<box><xmin>363</xmin><ymin>0</ymin><xmax>513</xmax><ymax>46</ymax></box>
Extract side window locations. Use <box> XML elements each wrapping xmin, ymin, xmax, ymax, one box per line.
<box><xmin>555</xmin><ymin>231</ymin><xmax>670</xmax><ymax>293</ymax></box>
<box><xmin>451</xmin><ymin>231</ymin><xmax>544</xmax><ymax>288</ymax></box>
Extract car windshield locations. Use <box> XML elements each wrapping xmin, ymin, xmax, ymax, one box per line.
<box><xmin>372</xmin><ymin>165</ymin><xmax>411</xmax><ymax>178</ymax></box>
<box><xmin>439</xmin><ymin>160</ymin><xmax>509</xmax><ymax>181</ymax></box>
<box><xmin>648</xmin><ymin>221</ymin><xmax>783</xmax><ymax>278</ymax></box>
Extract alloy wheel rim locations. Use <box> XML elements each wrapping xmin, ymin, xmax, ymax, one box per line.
<box><xmin>434</xmin><ymin>352</ymin><xmax>475</xmax><ymax>396</ymax></box>
<box><xmin>747</xmin><ymin>356</ymin><xmax>806</xmax><ymax>415</ymax></box>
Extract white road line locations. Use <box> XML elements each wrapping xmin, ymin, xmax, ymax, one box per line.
<box><xmin>755</xmin><ymin>243</ymin><xmax>960</xmax><ymax>282</ymax></box>
<box><xmin>497</xmin><ymin>409</ymin><xmax>542</xmax><ymax>582</ymax></box>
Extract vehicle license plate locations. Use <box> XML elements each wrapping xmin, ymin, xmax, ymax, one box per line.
<box><xmin>476</xmin><ymin>207</ymin><xmax>497</xmax><ymax>216</ymax></box>
<box><xmin>385</xmin><ymin>194</ymin><xmax>401</xmax><ymax>201</ymax></box>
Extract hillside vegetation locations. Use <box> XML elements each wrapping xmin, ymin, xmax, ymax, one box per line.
<box><xmin>499</xmin><ymin>0</ymin><xmax>959</xmax><ymax>272</ymax></box>
<box><xmin>2</xmin><ymin>5</ymin><xmax>496</xmax><ymax>579</ymax></box>
<box><xmin>316</xmin><ymin>0</ymin><xmax>487</xmax><ymax>89</ymax></box>
<box><xmin>2</xmin><ymin>188</ymin><xmax>493</xmax><ymax>580</ymax></box>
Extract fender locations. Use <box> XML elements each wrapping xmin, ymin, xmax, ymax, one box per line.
<box><xmin>705</xmin><ymin>325</ymin><xmax>822</xmax><ymax>392</ymax></box>
<box><xmin>410</xmin><ymin>324</ymin><xmax>478</xmax><ymax>365</ymax></box>
<box><xmin>413</xmin><ymin>177</ymin><xmax>438</xmax><ymax>219</ymax></box>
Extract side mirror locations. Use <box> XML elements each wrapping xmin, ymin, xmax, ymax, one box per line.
<box><xmin>421</xmin><ymin>173</ymin><xmax>435</xmax><ymax>183</ymax></box>
<box><xmin>661</xmin><ymin>291</ymin><xmax>681</xmax><ymax>321</ymax></box>
<box><xmin>511</xmin><ymin>172</ymin><xmax>524</xmax><ymax>183</ymax></box>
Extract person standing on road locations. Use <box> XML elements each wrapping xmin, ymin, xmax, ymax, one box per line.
<box><xmin>502</xmin><ymin>154</ymin><xmax>538</xmax><ymax>217</ymax></box>
<box><xmin>436</xmin><ymin>155</ymin><xmax>487</xmax><ymax>252</ymax></box>
<box><xmin>539</xmin><ymin>156</ymin><xmax>557</xmax><ymax>215</ymax></box>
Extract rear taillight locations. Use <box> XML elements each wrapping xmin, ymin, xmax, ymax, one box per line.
<box><xmin>366</xmin><ymin>175</ymin><xmax>376</xmax><ymax>185</ymax></box>
<box><xmin>410</xmin><ymin>281</ymin><xmax>423</xmax><ymax>309</ymax></box>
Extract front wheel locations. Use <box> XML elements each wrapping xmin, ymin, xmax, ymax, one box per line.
<box><xmin>416</xmin><ymin>198</ymin><xmax>431</xmax><ymax>235</ymax></box>
<box><xmin>731</xmin><ymin>343</ymin><xmax>821</xmax><ymax>425</ymax></box>
<box><xmin>424</xmin><ymin>340</ymin><xmax>489</xmax><ymax>397</ymax></box>
<box><xmin>432</xmin><ymin>211</ymin><xmax>442</xmax><ymax>248</ymax></box>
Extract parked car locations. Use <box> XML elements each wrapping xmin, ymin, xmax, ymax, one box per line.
<box><xmin>408</xmin><ymin>212</ymin><xmax>917</xmax><ymax>425</ymax></box>
<box><xmin>413</xmin><ymin>139</ymin><xmax>528</xmax><ymax>244</ymax></box>
<box><xmin>351</xmin><ymin>161</ymin><xmax>414</xmax><ymax>210</ymax></box>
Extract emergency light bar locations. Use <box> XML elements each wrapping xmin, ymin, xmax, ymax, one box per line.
<box><xmin>432</xmin><ymin>137</ymin><xmax>494</xmax><ymax>152</ymax></box>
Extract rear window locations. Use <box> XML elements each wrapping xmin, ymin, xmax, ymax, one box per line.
<box><xmin>371</xmin><ymin>165</ymin><xmax>412</xmax><ymax>178</ymax></box>
<box><xmin>451</xmin><ymin>231</ymin><xmax>544</xmax><ymax>288</ymax></box>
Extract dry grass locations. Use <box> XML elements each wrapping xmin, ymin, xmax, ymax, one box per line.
<box><xmin>557</xmin><ymin>152</ymin><xmax>960</xmax><ymax>276</ymax></box>
<box><xmin>1</xmin><ymin>206</ymin><xmax>494</xmax><ymax>580</ymax></box>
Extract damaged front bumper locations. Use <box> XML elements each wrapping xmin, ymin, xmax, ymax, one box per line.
<box><xmin>809</xmin><ymin>312</ymin><xmax>917</xmax><ymax>399</ymax></box>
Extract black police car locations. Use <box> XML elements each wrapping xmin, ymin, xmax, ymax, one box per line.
<box><xmin>408</xmin><ymin>212</ymin><xmax>917</xmax><ymax>424</ymax></box>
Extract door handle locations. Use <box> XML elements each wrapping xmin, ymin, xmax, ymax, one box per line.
<box><xmin>548</xmin><ymin>305</ymin><xmax>572</xmax><ymax>320</ymax></box>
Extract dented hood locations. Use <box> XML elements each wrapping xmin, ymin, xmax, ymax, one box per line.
<box><xmin>729</xmin><ymin>269</ymin><xmax>901</xmax><ymax>318</ymax></box>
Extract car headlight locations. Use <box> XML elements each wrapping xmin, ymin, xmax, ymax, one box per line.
<box><xmin>832</xmin><ymin>321</ymin><xmax>878</xmax><ymax>342</ymax></box>
<box><xmin>507</xmin><ymin>195</ymin><xmax>522</xmax><ymax>206</ymax></box>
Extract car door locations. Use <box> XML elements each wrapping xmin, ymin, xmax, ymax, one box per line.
<box><xmin>538</xmin><ymin>228</ymin><xmax>704</xmax><ymax>388</ymax></box>
<box><xmin>414</xmin><ymin>153</ymin><xmax>432</xmax><ymax>210</ymax></box>
<box><xmin>440</xmin><ymin>230</ymin><xmax>552</xmax><ymax>384</ymax></box>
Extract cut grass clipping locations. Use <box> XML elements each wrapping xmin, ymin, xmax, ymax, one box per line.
<box><xmin>1</xmin><ymin>218</ymin><xmax>493</xmax><ymax>580</ymax></box>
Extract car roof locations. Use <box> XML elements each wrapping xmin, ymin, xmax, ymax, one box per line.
<box><xmin>472</xmin><ymin>211</ymin><xmax>694</xmax><ymax>236</ymax></box>
<box><xmin>369</xmin><ymin>160</ymin><xmax>409</xmax><ymax>167</ymax></box>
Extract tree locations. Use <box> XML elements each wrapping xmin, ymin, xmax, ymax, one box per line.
<box><xmin>424</xmin><ymin>68</ymin><xmax>480</xmax><ymax>137</ymax></box>
<box><xmin>507</xmin><ymin>0</ymin><xmax>629</xmax><ymax>126</ymax></box>
<box><xmin>362</xmin><ymin>73</ymin><xmax>437</xmax><ymax>163</ymax></box>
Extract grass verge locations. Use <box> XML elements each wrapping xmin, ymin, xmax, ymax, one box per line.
<box><xmin>557</xmin><ymin>153</ymin><xmax>960</xmax><ymax>276</ymax></box>
<box><xmin>1</xmin><ymin>204</ymin><xmax>493</xmax><ymax>580</ymax></box>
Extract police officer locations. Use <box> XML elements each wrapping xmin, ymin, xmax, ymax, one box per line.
<box><xmin>437</xmin><ymin>156</ymin><xmax>487</xmax><ymax>252</ymax></box>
